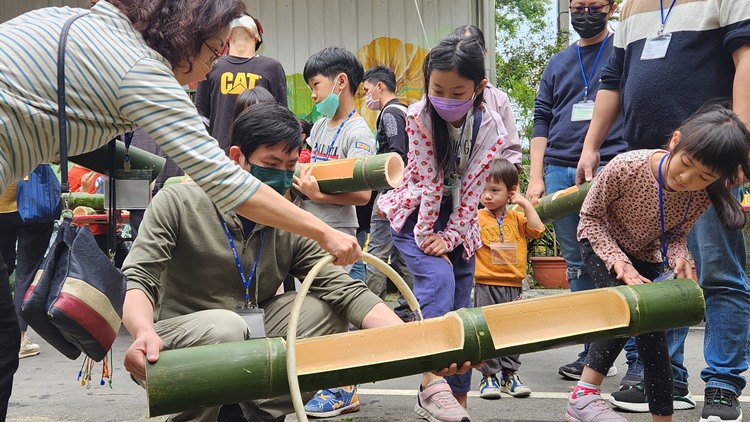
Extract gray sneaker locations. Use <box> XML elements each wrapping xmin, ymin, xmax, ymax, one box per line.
<box><xmin>566</xmin><ymin>394</ymin><xmax>627</xmax><ymax>422</ymax></box>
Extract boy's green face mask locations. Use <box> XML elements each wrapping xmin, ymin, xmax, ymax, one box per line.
<box><xmin>315</xmin><ymin>83</ymin><xmax>341</xmax><ymax>118</ymax></box>
<box><xmin>249</xmin><ymin>164</ymin><xmax>294</xmax><ymax>195</ymax></box>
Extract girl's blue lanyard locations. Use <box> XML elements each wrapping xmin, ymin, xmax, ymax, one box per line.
<box><xmin>220</xmin><ymin>217</ymin><xmax>266</xmax><ymax>307</ymax></box>
<box><xmin>659</xmin><ymin>0</ymin><xmax>677</xmax><ymax>35</ymax></box>
<box><xmin>658</xmin><ymin>153</ymin><xmax>692</xmax><ymax>269</ymax></box>
<box><xmin>490</xmin><ymin>208</ymin><xmax>507</xmax><ymax>242</ymax></box>
<box><xmin>576</xmin><ymin>33</ymin><xmax>610</xmax><ymax>102</ymax></box>
<box><xmin>312</xmin><ymin>108</ymin><xmax>356</xmax><ymax>162</ymax></box>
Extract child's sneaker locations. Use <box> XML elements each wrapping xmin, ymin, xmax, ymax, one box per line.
<box><xmin>566</xmin><ymin>393</ymin><xmax>627</xmax><ymax>422</ymax></box>
<box><xmin>559</xmin><ymin>361</ymin><xmax>617</xmax><ymax>380</ymax></box>
<box><xmin>18</xmin><ymin>335</ymin><xmax>40</xmax><ymax>359</ymax></box>
<box><xmin>501</xmin><ymin>372</ymin><xmax>532</xmax><ymax>397</ymax></box>
<box><xmin>478</xmin><ymin>375</ymin><xmax>501</xmax><ymax>399</ymax></box>
<box><xmin>609</xmin><ymin>382</ymin><xmax>696</xmax><ymax>412</ymax></box>
<box><xmin>303</xmin><ymin>386</ymin><xmax>360</xmax><ymax>418</ymax></box>
<box><xmin>415</xmin><ymin>380</ymin><xmax>471</xmax><ymax>422</ymax></box>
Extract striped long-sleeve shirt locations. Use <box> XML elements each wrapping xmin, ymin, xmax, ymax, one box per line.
<box><xmin>0</xmin><ymin>2</ymin><xmax>260</xmax><ymax>213</ymax></box>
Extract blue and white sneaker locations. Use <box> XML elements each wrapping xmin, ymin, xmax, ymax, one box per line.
<box><xmin>304</xmin><ymin>386</ymin><xmax>361</xmax><ymax>418</ymax></box>
<box><xmin>479</xmin><ymin>375</ymin><xmax>502</xmax><ymax>399</ymax></box>
<box><xmin>501</xmin><ymin>372</ymin><xmax>532</xmax><ymax>397</ymax></box>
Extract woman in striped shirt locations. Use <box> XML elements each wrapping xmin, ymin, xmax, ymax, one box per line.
<box><xmin>0</xmin><ymin>1</ymin><xmax>359</xmax><ymax>417</ymax></box>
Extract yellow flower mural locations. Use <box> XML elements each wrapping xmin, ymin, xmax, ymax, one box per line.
<box><xmin>356</xmin><ymin>37</ymin><xmax>427</xmax><ymax>130</ymax></box>
<box><xmin>285</xmin><ymin>37</ymin><xmax>428</xmax><ymax>130</ymax></box>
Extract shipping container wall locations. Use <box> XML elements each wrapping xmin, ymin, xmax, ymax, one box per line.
<box><xmin>1</xmin><ymin>0</ymin><xmax>494</xmax><ymax>124</ymax></box>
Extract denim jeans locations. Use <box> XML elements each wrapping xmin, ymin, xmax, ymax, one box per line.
<box><xmin>543</xmin><ymin>164</ymin><xmax>596</xmax><ymax>292</ymax></box>
<box><xmin>687</xmin><ymin>190</ymin><xmax>750</xmax><ymax>396</ymax></box>
<box><xmin>391</xmin><ymin>202</ymin><xmax>475</xmax><ymax>393</ymax></box>
<box><xmin>348</xmin><ymin>231</ymin><xmax>367</xmax><ymax>282</ymax></box>
<box><xmin>0</xmin><ymin>249</ymin><xmax>20</xmax><ymax>421</ymax></box>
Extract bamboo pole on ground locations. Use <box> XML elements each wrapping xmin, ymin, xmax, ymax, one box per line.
<box><xmin>292</xmin><ymin>152</ymin><xmax>404</xmax><ymax>195</ymax></box>
<box><xmin>146</xmin><ymin>279</ymin><xmax>704</xmax><ymax>416</ymax></box>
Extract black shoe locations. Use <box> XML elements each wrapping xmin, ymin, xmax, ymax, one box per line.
<box><xmin>700</xmin><ymin>388</ymin><xmax>742</xmax><ymax>422</ymax></box>
<box><xmin>610</xmin><ymin>382</ymin><xmax>696</xmax><ymax>413</ymax></box>
<box><xmin>558</xmin><ymin>361</ymin><xmax>584</xmax><ymax>380</ymax></box>
<box><xmin>610</xmin><ymin>382</ymin><xmax>648</xmax><ymax>412</ymax></box>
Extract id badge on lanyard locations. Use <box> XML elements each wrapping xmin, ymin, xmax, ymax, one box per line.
<box><xmin>641</xmin><ymin>33</ymin><xmax>672</xmax><ymax>60</ymax></box>
<box><xmin>235</xmin><ymin>307</ymin><xmax>266</xmax><ymax>339</ymax></box>
<box><xmin>490</xmin><ymin>241</ymin><xmax>517</xmax><ymax>265</ymax></box>
<box><xmin>451</xmin><ymin>175</ymin><xmax>461</xmax><ymax>211</ymax></box>
<box><xmin>654</xmin><ymin>267</ymin><xmax>675</xmax><ymax>282</ymax></box>
<box><xmin>571</xmin><ymin>100</ymin><xmax>595</xmax><ymax>121</ymax></box>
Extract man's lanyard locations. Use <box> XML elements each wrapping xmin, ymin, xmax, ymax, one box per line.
<box><xmin>312</xmin><ymin>108</ymin><xmax>356</xmax><ymax>162</ymax></box>
<box><xmin>577</xmin><ymin>33</ymin><xmax>610</xmax><ymax>102</ymax></box>
<box><xmin>490</xmin><ymin>208</ymin><xmax>507</xmax><ymax>242</ymax></box>
<box><xmin>659</xmin><ymin>0</ymin><xmax>677</xmax><ymax>36</ymax></box>
<box><xmin>220</xmin><ymin>216</ymin><xmax>266</xmax><ymax>306</ymax></box>
<box><xmin>658</xmin><ymin>153</ymin><xmax>692</xmax><ymax>267</ymax></box>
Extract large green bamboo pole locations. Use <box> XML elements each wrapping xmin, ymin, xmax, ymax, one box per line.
<box><xmin>146</xmin><ymin>279</ymin><xmax>704</xmax><ymax>416</ymax></box>
<box><xmin>292</xmin><ymin>152</ymin><xmax>404</xmax><ymax>195</ymax></box>
<box><xmin>70</xmin><ymin>141</ymin><xmax>166</xmax><ymax>182</ymax></box>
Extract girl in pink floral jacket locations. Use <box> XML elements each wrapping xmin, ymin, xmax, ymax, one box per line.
<box><xmin>377</xmin><ymin>34</ymin><xmax>511</xmax><ymax>420</ymax></box>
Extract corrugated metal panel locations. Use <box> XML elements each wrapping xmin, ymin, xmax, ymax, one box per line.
<box><xmin>245</xmin><ymin>0</ymin><xmax>490</xmax><ymax>77</ymax></box>
<box><xmin>2</xmin><ymin>0</ymin><xmax>495</xmax><ymax>120</ymax></box>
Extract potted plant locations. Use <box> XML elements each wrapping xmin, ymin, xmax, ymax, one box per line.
<box><xmin>528</xmin><ymin>223</ymin><xmax>569</xmax><ymax>289</ymax></box>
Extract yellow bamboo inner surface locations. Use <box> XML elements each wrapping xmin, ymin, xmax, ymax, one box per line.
<box><xmin>294</xmin><ymin>315</ymin><xmax>464</xmax><ymax>374</ymax></box>
<box><xmin>301</xmin><ymin>158</ymin><xmax>358</xmax><ymax>181</ymax></box>
<box><xmin>482</xmin><ymin>289</ymin><xmax>630</xmax><ymax>349</ymax></box>
<box><xmin>384</xmin><ymin>154</ymin><xmax>405</xmax><ymax>187</ymax></box>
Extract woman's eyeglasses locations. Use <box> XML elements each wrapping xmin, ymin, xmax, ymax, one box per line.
<box><xmin>204</xmin><ymin>42</ymin><xmax>222</xmax><ymax>66</ymax></box>
<box><xmin>570</xmin><ymin>4</ymin><xmax>610</xmax><ymax>14</ymax></box>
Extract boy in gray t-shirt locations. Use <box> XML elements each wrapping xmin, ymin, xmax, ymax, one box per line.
<box><xmin>295</xmin><ymin>47</ymin><xmax>375</xmax><ymax>238</ymax></box>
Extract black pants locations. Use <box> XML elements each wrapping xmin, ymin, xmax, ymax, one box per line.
<box><xmin>579</xmin><ymin>239</ymin><xmax>673</xmax><ymax>416</ymax></box>
<box><xmin>0</xmin><ymin>248</ymin><xmax>20</xmax><ymax>421</ymax></box>
<box><xmin>11</xmin><ymin>220</ymin><xmax>54</xmax><ymax>332</ymax></box>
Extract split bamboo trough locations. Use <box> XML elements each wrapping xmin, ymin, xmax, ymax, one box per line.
<box><xmin>146</xmin><ymin>279</ymin><xmax>704</xmax><ymax>416</ymax></box>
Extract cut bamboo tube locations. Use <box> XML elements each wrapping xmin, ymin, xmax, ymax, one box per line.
<box><xmin>293</xmin><ymin>152</ymin><xmax>404</xmax><ymax>194</ymax></box>
<box><xmin>70</xmin><ymin>140</ymin><xmax>166</xmax><ymax>182</ymax></box>
<box><xmin>146</xmin><ymin>279</ymin><xmax>704</xmax><ymax>416</ymax></box>
<box><xmin>510</xmin><ymin>180</ymin><xmax>593</xmax><ymax>224</ymax></box>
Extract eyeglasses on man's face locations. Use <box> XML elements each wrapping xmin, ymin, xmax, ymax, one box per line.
<box><xmin>204</xmin><ymin>41</ymin><xmax>222</xmax><ymax>66</ymax></box>
<box><xmin>570</xmin><ymin>3</ymin><xmax>611</xmax><ymax>14</ymax></box>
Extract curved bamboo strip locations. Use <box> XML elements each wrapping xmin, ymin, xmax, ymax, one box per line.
<box><xmin>146</xmin><ymin>278</ymin><xmax>704</xmax><ymax>416</ymax></box>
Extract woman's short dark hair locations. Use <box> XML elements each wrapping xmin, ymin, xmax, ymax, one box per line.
<box><xmin>231</xmin><ymin>103</ymin><xmax>302</xmax><ymax>160</ymax></box>
<box><xmin>109</xmin><ymin>0</ymin><xmax>245</xmax><ymax>70</ymax></box>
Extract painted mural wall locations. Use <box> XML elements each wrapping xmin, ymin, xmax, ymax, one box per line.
<box><xmin>243</xmin><ymin>0</ymin><xmax>494</xmax><ymax>128</ymax></box>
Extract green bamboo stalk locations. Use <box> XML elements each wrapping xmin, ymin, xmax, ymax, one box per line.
<box><xmin>70</xmin><ymin>140</ymin><xmax>166</xmax><ymax>182</ymax></box>
<box><xmin>146</xmin><ymin>279</ymin><xmax>704</xmax><ymax>416</ymax></box>
<box><xmin>534</xmin><ymin>180</ymin><xmax>593</xmax><ymax>223</ymax></box>
<box><xmin>292</xmin><ymin>152</ymin><xmax>404</xmax><ymax>195</ymax></box>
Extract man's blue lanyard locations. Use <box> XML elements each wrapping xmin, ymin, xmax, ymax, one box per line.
<box><xmin>658</xmin><ymin>153</ymin><xmax>692</xmax><ymax>267</ymax></box>
<box><xmin>659</xmin><ymin>0</ymin><xmax>677</xmax><ymax>35</ymax></box>
<box><xmin>577</xmin><ymin>33</ymin><xmax>610</xmax><ymax>102</ymax></box>
<box><xmin>220</xmin><ymin>217</ymin><xmax>266</xmax><ymax>306</ymax></box>
<box><xmin>490</xmin><ymin>208</ymin><xmax>507</xmax><ymax>242</ymax></box>
<box><xmin>312</xmin><ymin>108</ymin><xmax>356</xmax><ymax>162</ymax></box>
